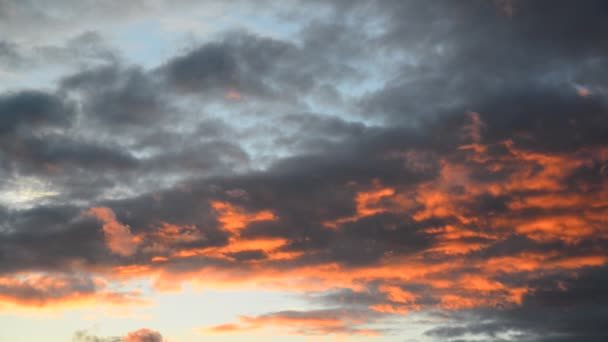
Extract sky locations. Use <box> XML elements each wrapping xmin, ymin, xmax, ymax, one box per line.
<box><xmin>1</xmin><ymin>0</ymin><xmax>608</xmax><ymax>341</ymax></box>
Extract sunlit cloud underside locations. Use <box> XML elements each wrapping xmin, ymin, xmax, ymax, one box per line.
<box><xmin>1</xmin><ymin>1</ymin><xmax>608</xmax><ymax>342</ymax></box>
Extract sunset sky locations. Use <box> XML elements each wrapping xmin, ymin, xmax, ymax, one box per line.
<box><xmin>1</xmin><ymin>1</ymin><xmax>608</xmax><ymax>341</ymax></box>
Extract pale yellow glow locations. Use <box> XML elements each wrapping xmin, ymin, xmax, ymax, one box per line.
<box><xmin>0</xmin><ymin>177</ymin><xmax>59</xmax><ymax>207</ymax></box>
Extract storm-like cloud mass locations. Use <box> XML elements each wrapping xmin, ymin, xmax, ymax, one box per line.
<box><xmin>1</xmin><ymin>1</ymin><xmax>608</xmax><ymax>341</ymax></box>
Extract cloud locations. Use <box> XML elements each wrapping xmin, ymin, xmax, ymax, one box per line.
<box><xmin>9</xmin><ymin>32</ymin><xmax>118</xmax><ymax>70</ymax></box>
<box><xmin>124</xmin><ymin>328</ymin><xmax>164</xmax><ymax>342</ymax></box>
<box><xmin>160</xmin><ymin>30</ymin><xmax>352</xmax><ymax>102</ymax></box>
<box><xmin>1</xmin><ymin>1</ymin><xmax>607</xmax><ymax>340</ymax></box>
<box><xmin>60</xmin><ymin>63</ymin><xmax>167</xmax><ymax>128</ymax></box>
<box><xmin>85</xmin><ymin>207</ymin><xmax>142</xmax><ymax>257</ymax></box>
<box><xmin>201</xmin><ymin>309</ymin><xmax>383</xmax><ymax>336</ymax></box>
<box><xmin>0</xmin><ymin>40</ymin><xmax>24</xmax><ymax>68</ymax></box>
<box><xmin>423</xmin><ymin>266</ymin><xmax>608</xmax><ymax>342</ymax></box>
<box><xmin>72</xmin><ymin>330</ymin><xmax>121</xmax><ymax>342</ymax></box>
<box><xmin>0</xmin><ymin>272</ymin><xmax>145</xmax><ymax>312</ymax></box>
<box><xmin>0</xmin><ymin>91</ymin><xmax>74</xmax><ymax>136</ymax></box>
<box><xmin>72</xmin><ymin>328</ymin><xmax>164</xmax><ymax>342</ymax></box>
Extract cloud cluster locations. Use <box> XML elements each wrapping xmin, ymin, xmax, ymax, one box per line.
<box><xmin>1</xmin><ymin>0</ymin><xmax>608</xmax><ymax>341</ymax></box>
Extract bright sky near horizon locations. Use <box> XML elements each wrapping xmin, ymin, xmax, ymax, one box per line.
<box><xmin>1</xmin><ymin>1</ymin><xmax>608</xmax><ymax>341</ymax></box>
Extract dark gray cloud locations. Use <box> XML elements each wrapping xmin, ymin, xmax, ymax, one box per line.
<box><xmin>160</xmin><ymin>30</ymin><xmax>357</xmax><ymax>104</ymax></box>
<box><xmin>350</xmin><ymin>0</ymin><xmax>608</xmax><ymax>124</ymax></box>
<box><xmin>61</xmin><ymin>64</ymin><xmax>166</xmax><ymax>127</ymax></box>
<box><xmin>0</xmin><ymin>91</ymin><xmax>74</xmax><ymax>135</ymax></box>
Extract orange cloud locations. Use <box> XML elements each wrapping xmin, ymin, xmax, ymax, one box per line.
<box><xmin>0</xmin><ymin>272</ymin><xmax>147</xmax><ymax>313</ymax></box>
<box><xmin>152</xmin><ymin>223</ymin><xmax>204</xmax><ymax>244</ymax></box>
<box><xmin>369</xmin><ymin>304</ymin><xmax>411</xmax><ymax>315</ymax></box>
<box><xmin>211</xmin><ymin>201</ymin><xmax>277</xmax><ymax>234</ymax></box>
<box><xmin>25</xmin><ymin>116</ymin><xmax>606</xmax><ymax>334</ymax></box>
<box><xmin>225</xmin><ymin>89</ymin><xmax>243</xmax><ymax>100</ymax></box>
<box><xmin>143</xmin><ymin>222</ymin><xmax>206</xmax><ymax>255</ymax></box>
<box><xmin>172</xmin><ymin>237</ymin><xmax>292</xmax><ymax>262</ymax></box>
<box><xmin>439</xmin><ymin>294</ymin><xmax>490</xmax><ymax>310</ymax></box>
<box><xmin>324</xmin><ymin>184</ymin><xmax>412</xmax><ymax>228</ymax></box>
<box><xmin>356</xmin><ymin>187</ymin><xmax>395</xmax><ymax>216</ymax></box>
<box><xmin>85</xmin><ymin>207</ymin><xmax>142</xmax><ymax>257</ymax></box>
<box><xmin>378</xmin><ymin>285</ymin><xmax>417</xmax><ymax>304</ymax></box>
<box><xmin>464</xmin><ymin>111</ymin><xmax>484</xmax><ymax>143</ymax></box>
<box><xmin>577</xmin><ymin>86</ymin><xmax>591</xmax><ymax>97</ymax></box>
<box><xmin>200</xmin><ymin>310</ymin><xmax>380</xmax><ymax>336</ymax></box>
